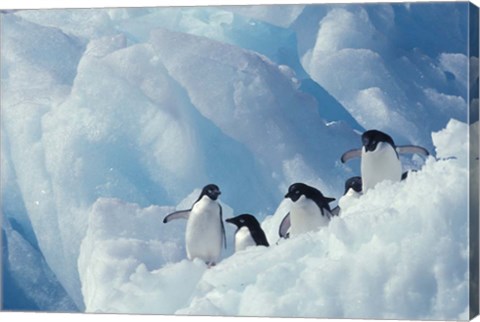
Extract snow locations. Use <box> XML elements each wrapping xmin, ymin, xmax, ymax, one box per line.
<box><xmin>1</xmin><ymin>2</ymin><xmax>477</xmax><ymax>319</ymax></box>
<box><xmin>432</xmin><ymin>118</ymin><xmax>470</xmax><ymax>163</ymax></box>
<box><xmin>76</xmin><ymin>119</ymin><xmax>471</xmax><ymax>319</ymax></box>
<box><xmin>77</xmin><ymin>117</ymin><xmax>470</xmax><ymax>319</ymax></box>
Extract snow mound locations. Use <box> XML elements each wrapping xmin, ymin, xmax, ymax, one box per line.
<box><xmin>79</xmin><ymin>194</ymin><xmax>236</xmax><ymax>313</ymax></box>
<box><xmin>78</xmin><ymin>120</ymin><xmax>469</xmax><ymax>320</ymax></box>
<box><xmin>78</xmin><ymin>198</ymin><xmax>184</xmax><ymax>312</ymax></box>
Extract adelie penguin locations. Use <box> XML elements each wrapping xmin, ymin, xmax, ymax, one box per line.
<box><xmin>226</xmin><ymin>214</ymin><xmax>269</xmax><ymax>252</ymax></box>
<box><xmin>331</xmin><ymin>176</ymin><xmax>362</xmax><ymax>216</ymax></box>
<box><xmin>331</xmin><ymin>172</ymin><xmax>411</xmax><ymax>216</ymax></box>
<box><xmin>341</xmin><ymin>129</ymin><xmax>429</xmax><ymax>192</ymax></box>
<box><xmin>279</xmin><ymin>183</ymin><xmax>336</xmax><ymax>239</ymax></box>
<box><xmin>163</xmin><ymin>184</ymin><xmax>226</xmax><ymax>267</ymax></box>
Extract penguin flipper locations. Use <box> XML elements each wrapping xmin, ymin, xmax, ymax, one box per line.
<box><xmin>396</xmin><ymin>145</ymin><xmax>429</xmax><ymax>157</ymax></box>
<box><xmin>278</xmin><ymin>213</ymin><xmax>291</xmax><ymax>239</ymax></box>
<box><xmin>341</xmin><ymin>148</ymin><xmax>362</xmax><ymax>163</ymax></box>
<box><xmin>163</xmin><ymin>209</ymin><xmax>191</xmax><ymax>223</ymax></box>
<box><xmin>331</xmin><ymin>206</ymin><xmax>341</xmax><ymax>216</ymax></box>
<box><xmin>219</xmin><ymin>204</ymin><xmax>227</xmax><ymax>249</ymax></box>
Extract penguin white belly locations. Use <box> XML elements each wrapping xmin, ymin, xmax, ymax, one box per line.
<box><xmin>361</xmin><ymin>142</ymin><xmax>402</xmax><ymax>191</ymax></box>
<box><xmin>185</xmin><ymin>197</ymin><xmax>222</xmax><ymax>264</ymax></box>
<box><xmin>234</xmin><ymin>227</ymin><xmax>256</xmax><ymax>252</ymax></box>
<box><xmin>290</xmin><ymin>196</ymin><xmax>329</xmax><ymax>237</ymax></box>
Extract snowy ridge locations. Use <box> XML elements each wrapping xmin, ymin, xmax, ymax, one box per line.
<box><xmin>78</xmin><ymin>120</ymin><xmax>470</xmax><ymax>319</ymax></box>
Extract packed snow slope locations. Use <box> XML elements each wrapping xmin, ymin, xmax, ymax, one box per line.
<box><xmin>1</xmin><ymin>2</ymin><xmax>475</xmax><ymax>318</ymax></box>
<box><xmin>79</xmin><ymin>119</ymin><xmax>471</xmax><ymax>320</ymax></box>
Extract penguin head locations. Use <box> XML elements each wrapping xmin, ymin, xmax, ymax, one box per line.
<box><xmin>362</xmin><ymin>130</ymin><xmax>395</xmax><ymax>153</ymax></box>
<box><xmin>226</xmin><ymin>214</ymin><xmax>260</xmax><ymax>230</ymax></box>
<box><xmin>344</xmin><ymin>176</ymin><xmax>362</xmax><ymax>194</ymax></box>
<box><xmin>285</xmin><ymin>183</ymin><xmax>335</xmax><ymax>206</ymax></box>
<box><xmin>284</xmin><ymin>182</ymin><xmax>307</xmax><ymax>202</ymax></box>
<box><xmin>200</xmin><ymin>184</ymin><xmax>221</xmax><ymax>201</ymax></box>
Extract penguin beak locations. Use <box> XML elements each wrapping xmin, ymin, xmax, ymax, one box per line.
<box><xmin>284</xmin><ymin>192</ymin><xmax>291</xmax><ymax>199</ymax></box>
<box><xmin>225</xmin><ymin>217</ymin><xmax>235</xmax><ymax>225</ymax></box>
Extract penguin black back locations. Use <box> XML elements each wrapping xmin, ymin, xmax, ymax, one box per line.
<box><xmin>226</xmin><ymin>214</ymin><xmax>269</xmax><ymax>247</ymax></box>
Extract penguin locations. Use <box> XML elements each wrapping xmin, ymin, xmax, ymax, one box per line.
<box><xmin>226</xmin><ymin>214</ymin><xmax>269</xmax><ymax>252</ymax></box>
<box><xmin>341</xmin><ymin>129</ymin><xmax>429</xmax><ymax>191</ymax></box>
<box><xmin>163</xmin><ymin>184</ymin><xmax>226</xmax><ymax>267</ymax></box>
<box><xmin>343</xmin><ymin>176</ymin><xmax>363</xmax><ymax>195</ymax></box>
<box><xmin>331</xmin><ymin>176</ymin><xmax>362</xmax><ymax>216</ymax></box>
<box><xmin>278</xmin><ymin>183</ymin><xmax>335</xmax><ymax>239</ymax></box>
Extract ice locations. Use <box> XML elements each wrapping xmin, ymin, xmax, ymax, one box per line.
<box><xmin>14</xmin><ymin>9</ymin><xmax>117</xmax><ymax>40</ymax></box>
<box><xmin>2</xmin><ymin>12</ymin><xmax>355</xmax><ymax>309</ymax></box>
<box><xmin>228</xmin><ymin>5</ymin><xmax>305</xmax><ymax>28</ymax></box>
<box><xmin>305</xmin><ymin>8</ymin><xmax>378</xmax><ymax>54</ymax></box>
<box><xmin>1</xmin><ymin>13</ymin><xmax>87</xmax><ymax>308</ymax></box>
<box><xmin>2</xmin><ymin>219</ymin><xmax>77</xmax><ymax>311</ymax></box>
<box><xmin>439</xmin><ymin>53</ymin><xmax>469</xmax><ymax>90</ymax></box>
<box><xmin>148</xmin><ymin>27</ymin><xmax>357</xmax><ymax>195</ymax></box>
<box><xmin>300</xmin><ymin>3</ymin><xmax>470</xmax><ymax>149</ymax></box>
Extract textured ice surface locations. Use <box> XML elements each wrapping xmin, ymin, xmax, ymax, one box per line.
<box><xmin>300</xmin><ymin>3</ymin><xmax>469</xmax><ymax>150</ymax></box>
<box><xmin>2</xmin><ymin>219</ymin><xmax>77</xmax><ymax>311</ymax></box>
